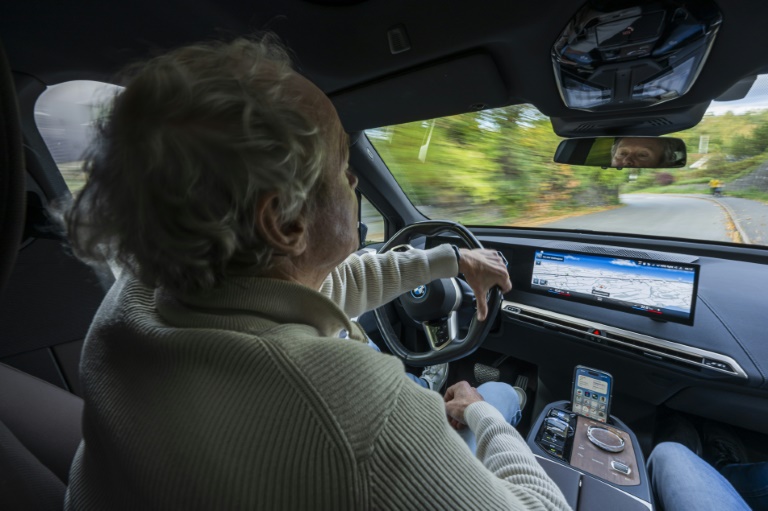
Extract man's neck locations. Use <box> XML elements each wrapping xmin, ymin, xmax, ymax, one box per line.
<box><xmin>263</xmin><ymin>255</ymin><xmax>333</xmax><ymax>291</ymax></box>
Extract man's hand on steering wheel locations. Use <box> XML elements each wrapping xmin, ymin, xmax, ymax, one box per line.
<box><xmin>374</xmin><ymin>220</ymin><xmax>509</xmax><ymax>365</ymax></box>
<box><xmin>458</xmin><ymin>249</ymin><xmax>513</xmax><ymax>321</ymax></box>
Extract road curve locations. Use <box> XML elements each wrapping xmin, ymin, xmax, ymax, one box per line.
<box><xmin>542</xmin><ymin>194</ymin><xmax>733</xmax><ymax>243</ymax></box>
<box><xmin>717</xmin><ymin>196</ymin><xmax>768</xmax><ymax>246</ymax></box>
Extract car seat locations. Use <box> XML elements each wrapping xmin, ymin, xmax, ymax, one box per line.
<box><xmin>0</xmin><ymin>40</ymin><xmax>84</xmax><ymax>511</ymax></box>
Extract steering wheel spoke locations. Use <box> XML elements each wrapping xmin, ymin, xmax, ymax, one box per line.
<box><xmin>422</xmin><ymin>311</ymin><xmax>459</xmax><ymax>351</ymax></box>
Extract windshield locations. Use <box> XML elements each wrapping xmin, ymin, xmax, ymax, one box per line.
<box><xmin>366</xmin><ymin>75</ymin><xmax>768</xmax><ymax>247</ymax></box>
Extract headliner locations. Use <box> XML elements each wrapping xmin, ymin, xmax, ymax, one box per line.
<box><xmin>3</xmin><ymin>0</ymin><xmax>768</xmax><ymax>134</ymax></box>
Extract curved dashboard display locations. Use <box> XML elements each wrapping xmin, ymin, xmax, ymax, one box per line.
<box><xmin>528</xmin><ymin>249</ymin><xmax>700</xmax><ymax>325</ymax></box>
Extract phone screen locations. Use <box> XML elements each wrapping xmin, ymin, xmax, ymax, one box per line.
<box><xmin>572</xmin><ymin>366</ymin><xmax>612</xmax><ymax>423</ymax></box>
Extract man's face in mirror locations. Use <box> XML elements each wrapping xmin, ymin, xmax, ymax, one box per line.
<box><xmin>611</xmin><ymin>138</ymin><xmax>664</xmax><ymax>168</ymax></box>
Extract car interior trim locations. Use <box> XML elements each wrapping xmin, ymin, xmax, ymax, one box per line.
<box><xmin>534</xmin><ymin>455</ymin><xmax>654</xmax><ymax>511</ymax></box>
<box><xmin>331</xmin><ymin>52</ymin><xmax>508</xmax><ymax>132</ymax></box>
<box><xmin>501</xmin><ymin>299</ymin><xmax>748</xmax><ymax>379</ymax></box>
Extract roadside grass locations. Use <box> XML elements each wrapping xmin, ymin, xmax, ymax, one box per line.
<box><xmin>674</xmin><ymin>177</ymin><xmax>712</xmax><ymax>185</ymax></box>
<box><xmin>624</xmin><ymin>182</ymin><xmax>768</xmax><ymax>204</ymax></box>
<box><xmin>727</xmin><ymin>188</ymin><xmax>768</xmax><ymax>204</ymax></box>
<box><xmin>57</xmin><ymin>161</ymin><xmax>86</xmax><ymax>192</ymax></box>
<box><xmin>689</xmin><ymin>150</ymin><xmax>768</xmax><ymax>181</ymax></box>
<box><xmin>624</xmin><ymin>185</ymin><xmax>706</xmax><ymax>194</ymax></box>
<box><xmin>626</xmin><ymin>149</ymin><xmax>768</xmax><ymax>197</ymax></box>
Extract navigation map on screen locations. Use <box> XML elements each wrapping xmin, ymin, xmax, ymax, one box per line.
<box><xmin>531</xmin><ymin>250</ymin><xmax>698</xmax><ymax>323</ymax></box>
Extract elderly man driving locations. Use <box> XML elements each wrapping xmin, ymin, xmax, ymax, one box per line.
<box><xmin>62</xmin><ymin>37</ymin><xmax>569</xmax><ymax>510</ymax></box>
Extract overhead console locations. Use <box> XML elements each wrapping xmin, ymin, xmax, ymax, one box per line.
<box><xmin>552</xmin><ymin>0</ymin><xmax>723</xmax><ymax>112</ymax></box>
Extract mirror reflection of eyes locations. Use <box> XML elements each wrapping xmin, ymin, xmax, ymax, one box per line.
<box><xmin>617</xmin><ymin>150</ymin><xmax>652</xmax><ymax>159</ymax></box>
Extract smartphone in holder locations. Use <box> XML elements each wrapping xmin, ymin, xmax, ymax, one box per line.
<box><xmin>571</xmin><ymin>366</ymin><xmax>613</xmax><ymax>423</ymax></box>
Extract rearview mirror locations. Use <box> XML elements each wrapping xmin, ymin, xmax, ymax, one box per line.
<box><xmin>554</xmin><ymin>137</ymin><xmax>687</xmax><ymax>169</ymax></box>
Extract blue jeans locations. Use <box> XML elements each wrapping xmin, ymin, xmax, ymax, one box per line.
<box><xmin>648</xmin><ymin>442</ymin><xmax>754</xmax><ymax>511</ymax></box>
<box><xmin>406</xmin><ymin>372</ymin><xmax>429</xmax><ymax>388</ymax></box>
<box><xmin>458</xmin><ymin>381</ymin><xmax>522</xmax><ymax>455</ymax></box>
<box><xmin>365</xmin><ymin>339</ymin><xmax>521</xmax><ymax>454</ymax></box>
<box><xmin>721</xmin><ymin>461</ymin><xmax>768</xmax><ymax>510</ymax></box>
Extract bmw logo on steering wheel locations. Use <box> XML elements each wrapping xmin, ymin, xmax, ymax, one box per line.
<box><xmin>410</xmin><ymin>284</ymin><xmax>427</xmax><ymax>299</ymax></box>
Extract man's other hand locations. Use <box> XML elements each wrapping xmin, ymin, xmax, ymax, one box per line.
<box><xmin>458</xmin><ymin>248</ymin><xmax>512</xmax><ymax>321</ymax></box>
<box><xmin>444</xmin><ymin>381</ymin><xmax>484</xmax><ymax>430</ymax></box>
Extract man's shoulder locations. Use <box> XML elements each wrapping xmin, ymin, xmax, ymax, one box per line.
<box><xmin>273</xmin><ymin>334</ymin><xmax>409</xmax><ymax>459</ymax></box>
<box><xmin>273</xmin><ymin>331</ymin><xmax>406</xmax><ymax>403</ymax></box>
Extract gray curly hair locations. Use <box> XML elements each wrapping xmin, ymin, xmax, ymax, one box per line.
<box><xmin>63</xmin><ymin>37</ymin><xmax>328</xmax><ymax>293</ymax></box>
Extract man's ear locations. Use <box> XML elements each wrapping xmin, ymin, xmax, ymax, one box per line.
<box><xmin>254</xmin><ymin>191</ymin><xmax>308</xmax><ymax>256</ymax></box>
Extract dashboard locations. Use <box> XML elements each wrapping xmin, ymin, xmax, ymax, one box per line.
<box><xmin>427</xmin><ymin>233</ymin><xmax>768</xmax><ymax>435</ymax></box>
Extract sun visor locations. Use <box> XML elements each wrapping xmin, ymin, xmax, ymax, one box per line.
<box><xmin>715</xmin><ymin>76</ymin><xmax>757</xmax><ymax>102</ymax></box>
<box><xmin>331</xmin><ymin>53</ymin><xmax>507</xmax><ymax>132</ymax></box>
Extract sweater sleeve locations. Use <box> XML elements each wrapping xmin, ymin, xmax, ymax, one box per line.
<box><xmin>319</xmin><ymin>244</ymin><xmax>458</xmax><ymax>318</ymax></box>
<box><xmin>465</xmin><ymin>401</ymin><xmax>570</xmax><ymax>507</ymax></box>
<box><xmin>367</xmin><ymin>381</ymin><xmax>571</xmax><ymax>511</ymax></box>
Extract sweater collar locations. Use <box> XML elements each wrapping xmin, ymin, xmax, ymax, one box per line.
<box><xmin>154</xmin><ymin>277</ymin><xmax>359</xmax><ymax>340</ymax></box>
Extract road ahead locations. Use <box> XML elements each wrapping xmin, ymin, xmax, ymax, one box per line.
<box><xmin>542</xmin><ymin>194</ymin><xmax>735</xmax><ymax>242</ymax></box>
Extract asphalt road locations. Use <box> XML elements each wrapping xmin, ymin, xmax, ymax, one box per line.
<box><xmin>542</xmin><ymin>194</ymin><xmax>736</xmax><ymax>243</ymax></box>
<box><xmin>365</xmin><ymin>193</ymin><xmax>768</xmax><ymax>247</ymax></box>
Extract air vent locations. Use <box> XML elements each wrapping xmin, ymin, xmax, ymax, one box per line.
<box><xmin>644</xmin><ymin>117</ymin><xmax>674</xmax><ymax>127</ymax></box>
<box><xmin>570</xmin><ymin>118</ymin><xmax>673</xmax><ymax>133</ymax></box>
<box><xmin>501</xmin><ymin>300</ymin><xmax>746</xmax><ymax>379</ymax></box>
<box><xmin>387</xmin><ymin>25</ymin><xmax>411</xmax><ymax>55</ymax></box>
<box><xmin>573</xmin><ymin>122</ymin><xmax>602</xmax><ymax>133</ymax></box>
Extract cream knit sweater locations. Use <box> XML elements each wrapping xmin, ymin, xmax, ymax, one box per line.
<box><xmin>65</xmin><ymin>245</ymin><xmax>569</xmax><ymax>510</ymax></box>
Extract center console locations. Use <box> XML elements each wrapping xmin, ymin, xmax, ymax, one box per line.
<box><xmin>526</xmin><ymin>400</ymin><xmax>654</xmax><ymax>510</ymax></box>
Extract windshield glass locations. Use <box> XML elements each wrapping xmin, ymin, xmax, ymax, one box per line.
<box><xmin>366</xmin><ymin>75</ymin><xmax>768</xmax><ymax>247</ymax></box>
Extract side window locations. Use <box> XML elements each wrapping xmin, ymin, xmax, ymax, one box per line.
<box><xmin>34</xmin><ymin>80</ymin><xmax>123</xmax><ymax>193</ymax></box>
<box><xmin>360</xmin><ymin>195</ymin><xmax>385</xmax><ymax>245</ymax></box>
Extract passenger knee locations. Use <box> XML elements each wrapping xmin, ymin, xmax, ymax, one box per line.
<box><xmin>648</xmin><ymin>442</ymin><xmax>694</xmax><ymax>474</ymax></box>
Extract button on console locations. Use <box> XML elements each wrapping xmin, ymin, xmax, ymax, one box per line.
<box><xmin>611</xmin><ymin>460</ymin><xmax>632</xmax><ymax>475</ymax></box>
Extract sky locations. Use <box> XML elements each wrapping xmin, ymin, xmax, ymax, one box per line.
<box><xmin>706</xmin><ymin>74</ymin><xmax>768</xmax><ymax>115</ymax></box>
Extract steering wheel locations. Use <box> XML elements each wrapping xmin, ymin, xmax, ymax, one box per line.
<box><xmin>373</xmin><ymin>220</ymin><xmax>502</xmax><ymax>367</ymax></box>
